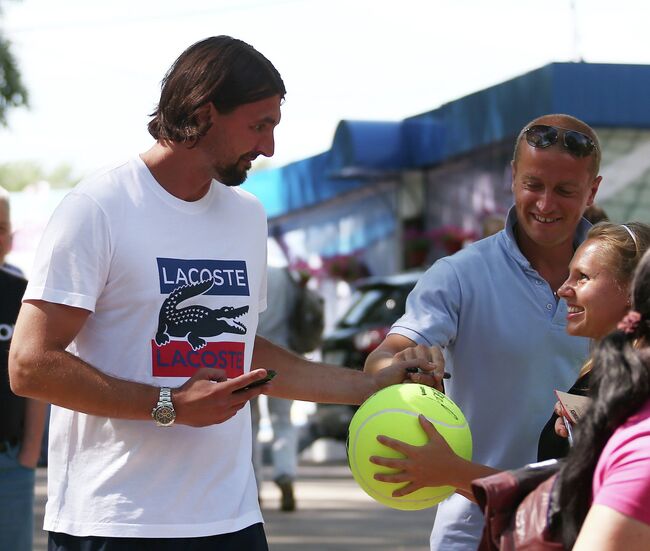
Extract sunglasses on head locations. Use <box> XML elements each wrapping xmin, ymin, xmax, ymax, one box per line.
<box><xmin>523</xmin><ymin>124</ymin><xmax>598</xmax><ymax>158</ymax></box>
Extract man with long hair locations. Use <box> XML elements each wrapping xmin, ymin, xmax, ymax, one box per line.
<box><xmin>9</xmin><ymin>36</ymin><xmax>420</xmax><ymax>551</ymax></box>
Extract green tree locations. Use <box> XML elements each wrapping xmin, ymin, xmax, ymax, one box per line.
<box><xmin>0</xmin><ymin>1</ymin><xmax>28</xmax><ymax>126</ymax></box>
<box><xmin>0</xmin><ymin>160</ymin><xmax>80</xmax><ymax>191</ymax></box>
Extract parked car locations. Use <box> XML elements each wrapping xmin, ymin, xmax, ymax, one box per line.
<box><xmin>299</xmin><ymin>270</ymin><xmax>425</xmax><ymax>449</ymax></box>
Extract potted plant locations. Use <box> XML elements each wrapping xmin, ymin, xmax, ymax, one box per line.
<box><xmin>403</xmin><ymin>228</ymin><xmax>431</xmax><ymax>268</ymax></box>
<box><xmin>428</xmin><ymin>225</ymin><xmax>477</xmax><ymax>255</ymax></box>
<box><xmin>323</xmin><ymin>253</ymin><xmax>370</xmax><ymax>282</ymax></box>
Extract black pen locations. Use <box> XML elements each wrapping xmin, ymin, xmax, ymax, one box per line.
<box><xmin>406</xmin><ymin>367</ymin><xmax>451</xmax><ymax>379</ymax></box>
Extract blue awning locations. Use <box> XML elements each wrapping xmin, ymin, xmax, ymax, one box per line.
<box><xmin>407</xmin><ymin>62</ymin><xmax>650</xmax><ymax>160</ymax></box>
<box><xmin>327</xmin><ymin>118</ymin><xmax>445</xmax><ymax>176</ymax></box>
<box><xmin>245</xmin><ymin>61</ymin><xmax>650</xmax><ymax>219</ymax></box>
<box><xmin>244</xmin><ymin>152</ymin><xmax>368</xmax><ymax>218</ymax></box>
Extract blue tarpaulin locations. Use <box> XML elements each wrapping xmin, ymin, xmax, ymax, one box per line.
<box><xmin>244</xmin><ymin>152</ymin><xmax>368</xmax><ymax>219</ymax></box>
<box><xmin>244</xmin><ymin>62</ymin><xmax>650</xmax><ymax>220</ymax></box>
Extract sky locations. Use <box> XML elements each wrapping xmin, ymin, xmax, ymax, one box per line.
<box><xmin>1</xmin><ymin>0</ymin><xmax>650</xmax><ymax>179</ymax></box>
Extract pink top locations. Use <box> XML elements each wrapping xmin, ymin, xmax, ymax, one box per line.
<box><xmin>592</xmin><ymin>398</ymin><xmax>650</xmax><ymax>525</ymax></box>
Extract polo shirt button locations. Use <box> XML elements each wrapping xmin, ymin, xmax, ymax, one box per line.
<box><xmin>546</xmin><ymin>303</ymin><xmax>553</xmax><ymax>310</ymax></box>
<box><xmin>536</xmin><ymin>280</ymin><xmax>543</xmax><ymax>285</ymax></box>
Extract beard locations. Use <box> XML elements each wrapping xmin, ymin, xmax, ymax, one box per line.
<box><xmin>216</xmin><ymin>163</ymin><xmax>248</xmax><ymax>187</ymax></box>
<box><xmin>215</xmin><ymin>153</ymin><xmax>257</xmax><ymax>187</ymax></box>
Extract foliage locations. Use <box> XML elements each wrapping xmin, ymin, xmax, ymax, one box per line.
<box><xmin>323</xmin><ymin>254</ymin><xmax>370</xmax><ymax>282</ymax></box>
<box><xmin>428</xmin><ymin>225</ymin><xmax>478</xmax><ymax>254</ymax></box>
<box><xmin>288</xmin><ymin>258</ymin><xmax>316</xmax><ymax>283</ymax></box>
<box><xmin>403</xmin><ymin>227</ymin><xmax>432</xmax><ymax>252</ymax></box>
<box><xmin>289</xmin><ymin>254</ymin><xmax>371</xmax><ymax>283</ymax></box>
<box><xmin>0</xmin><ymin>2</ymin><xmax>29</xmax><ymax>126</ymax></box>
<box><xmin>0</xmin><ymin>160</ymin><xmax>80</xmax><ymax>191</ymax></box>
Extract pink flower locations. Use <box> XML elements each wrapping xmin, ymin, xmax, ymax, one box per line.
<box><xmin>617</xmin><ymin>310</ymin><xmax>642</xmax><ymax>335</ymax></box>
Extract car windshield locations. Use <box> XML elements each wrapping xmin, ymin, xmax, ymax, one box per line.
<box><xmin>337</xmin><ymin>285</ymin><xmax>410</xmax><ymax>328</ymax></box>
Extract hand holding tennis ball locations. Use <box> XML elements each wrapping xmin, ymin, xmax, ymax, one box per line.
<box><xmin>347</xmin><ymin>384</ymin><xmax>472</xmax><ymax>510</ymax></box>
<box><xmin>371</xmin><ymin>413</ymin><xmax>469</xmax><ymax>497</ymax></box>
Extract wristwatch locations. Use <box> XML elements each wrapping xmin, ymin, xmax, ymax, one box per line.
<box><xmin>151</xmin><ymin>387</ymin><xmax>176</xmax><ymax>427</ymax></box>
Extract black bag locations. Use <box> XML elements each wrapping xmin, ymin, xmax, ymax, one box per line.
<box><xmin>286</xmin><ymin>271</ymin><xmax>324</xmax><ymax>354</ymax></box>
<box><xmin>471</xmin><ymin>460</ymin><xmax>565</xmax><ymax>551</ymax></box>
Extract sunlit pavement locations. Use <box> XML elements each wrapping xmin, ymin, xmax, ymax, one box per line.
<box><xmin>33</xmin><ymin>468</ymin><xmax>47</xmax><ymax>551</ymax></box>
<box><xmin>34</xmin><ymin>461</ymin><xmax>434</xmax><ymax>550</ymax></box>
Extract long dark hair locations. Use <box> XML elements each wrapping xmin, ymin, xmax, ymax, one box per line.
<box><xmin>148</xmin><ymin>36</ymin><xmax>286</xmax><ymax>145</ymax></box>
<box><xmin>558</xmin><ymin>248</ymin><xmax>650</xmax><ymax>547</ymax></box>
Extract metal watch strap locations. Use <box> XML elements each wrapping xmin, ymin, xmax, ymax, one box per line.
<box><xmin>152</xmin><ymin>386</ymin><xmax>175</xmax><ymax>427</ymax></box>
<box><xmin>158</xmin><ymin>387</ymin><xmax>172</xmax><ymax>405</ymax></box>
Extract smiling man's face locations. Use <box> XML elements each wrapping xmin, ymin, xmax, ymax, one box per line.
<box><xmin>511</xmin><ymin>142</ymin><xmax>600</xmax><ymax>251</ymax></box>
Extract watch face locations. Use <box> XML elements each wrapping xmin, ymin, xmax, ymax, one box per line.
<box><xmin>154</xmin><ymin>406</ymin><xmax>176</xmax><ymax>426</ymax></box>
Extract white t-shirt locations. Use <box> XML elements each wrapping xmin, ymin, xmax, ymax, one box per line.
<box><xmin>24</xmin><ymin>157</ymin><xmax>269</xmax><ymax>538</ymax></box>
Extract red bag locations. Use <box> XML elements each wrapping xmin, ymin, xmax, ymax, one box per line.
<box><xmin>471</xmin><ymin>460</ymin><xmax>565</xmax><ymax>550</ymax></box>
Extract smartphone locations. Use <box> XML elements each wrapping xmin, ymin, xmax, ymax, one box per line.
<box><xmin>234</xmin><ymin>370</ymin><xmax>277</xmax><ymax>393</ymax></box>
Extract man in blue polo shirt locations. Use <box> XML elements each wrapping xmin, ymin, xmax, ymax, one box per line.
<box><xmin>365</xmin><ymin>113</ymin><xmax>601</xmax><ymax>550</ymax></box>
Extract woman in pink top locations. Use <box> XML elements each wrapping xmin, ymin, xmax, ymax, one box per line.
<box><xmin>558</xmin><ymin>247</ymin><xmax>650</xmax><ymax>550</ymax></box>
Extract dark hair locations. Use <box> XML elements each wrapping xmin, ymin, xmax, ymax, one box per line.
<box><xmin>513</xmin><ymin>113</ymin><xmax>601</xmax><ymax>177</ymax></box>
<box><xmin>558</xmin><ymin>248</ymin><xmax>650</xmax><ymax>547</ymax></box>
<box><xmin>583</xmin><ymin>204</ymin><xmax>609</xmax><ymax>224</ymax></box>
<box><xmin>148</xmin><ymin>36</ymin><xmax>286</xmax><ymax>144</ymax></box>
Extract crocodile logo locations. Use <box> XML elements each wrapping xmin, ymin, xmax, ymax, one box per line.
<box><xmin>155</xmin><ymin>278</ymin><xmax>248</xmax><ymax>351</ymax></box>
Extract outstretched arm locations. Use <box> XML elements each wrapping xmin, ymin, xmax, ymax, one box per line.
<box><xmin>10</xmin><ymin>300</ymin><xmax>269</xmax><ymax>427</ymax></box>
<box><xmin>364</xmin><ymin>334</ymin><xmax>417</xmax><ymax>374</ymax></box>
<box><xmin>364</xmin><ymin>333</ymin><xmax>446</xmax><ymax>390</ymax></box>
<box><xmin>252</xmin><ymin>335</ymin><xmax>425</xmax><ymax>405</ymax></box>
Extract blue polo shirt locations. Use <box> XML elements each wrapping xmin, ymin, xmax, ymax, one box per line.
<box><xmin>390</xmin><ymin>207</ymin><xmax>590</xmax><ymax>550</ymax></box>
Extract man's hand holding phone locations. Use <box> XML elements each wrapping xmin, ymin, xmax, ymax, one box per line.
<box><xmin>172</xmin><ymin>368</ymin><xmax>276</xmax><ymax>427</ymax></box>
<box><xmin>234</xmin><ymin>369</ymin><xmax>276</xmax><ymax>393</ymax></box>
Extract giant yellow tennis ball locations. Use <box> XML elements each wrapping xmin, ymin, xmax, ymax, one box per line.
<box><xmin>347</xmin><ymin>383</ymin><xmax>472</xmax><ymax>510</ymax></box>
